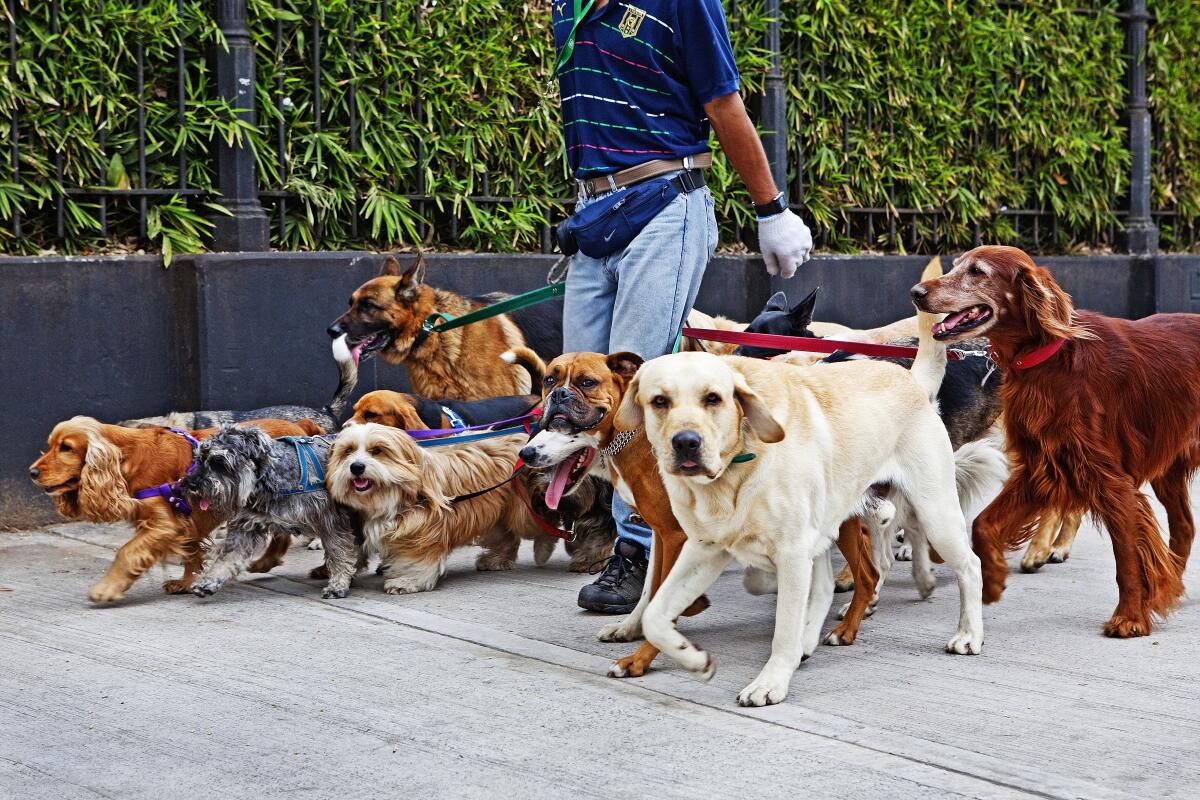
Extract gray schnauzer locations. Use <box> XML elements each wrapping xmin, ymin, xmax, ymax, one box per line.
<box><xmin>184</xmin><ymin>426</ymin><xmax>360</xmax><ymax>598</ymax></box>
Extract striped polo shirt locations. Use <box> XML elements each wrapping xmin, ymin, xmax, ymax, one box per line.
<box><xmin>553</xmin><ymin>0</ymin><xmax>740</xmax><ymax>178</ymax></box>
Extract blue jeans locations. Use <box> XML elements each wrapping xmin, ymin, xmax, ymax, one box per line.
<box><xmin>562</xmin><ymin>175</ymin><xmax>718</xmax><ymax>556</ymax></box>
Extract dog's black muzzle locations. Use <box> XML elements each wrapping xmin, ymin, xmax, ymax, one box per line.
<box><xmin>327</xmin><ymin>320</ymin><xmax>347</xmax><ymax>338</ymax></box>
<box><xmin>541</xmin><ymin>388</ymin><xmax>603</xmax><ymax>434</ymax></box>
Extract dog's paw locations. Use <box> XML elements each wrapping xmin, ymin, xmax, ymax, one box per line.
<box><xmin>598</xmin><ymin>620</ymin><xmax>642</xmax><ymax>643</ymax></box>
<box><xmin>914</xmin><ymin>568</ymin><xmax>936</xmax><ymax>599</ymax></box>
<box><xmin>308</xmin><ymin>564</ymin><xmax>329</xmax><ymax>580</ymax></box>
<box><xmin>474</xmin><ymin>554</ymin><xmax>514</xmax><ymax>572</ymax></box>
<box><xmin>895</xmin><ymin>542</ymin><xmax>913</xmax><ymax>561</ymax></box>
<box><xmin>321</xmin><ymin>586</ymin><xmax>351</xmax><ymax>600</ymax></box>
<box><xmin>383</xmin><ymin>577</ymin><xmax>435</xmax><ymax>595</ymax></box>
<box><xmin>736</xmin><ymin>670</ymin><xmax>790</xmax><ymax>707</ymax></box>
<box><xmin>189</xmin><ymin>580</ymin><xmax>220</xmax><ymax>598</ymax></box>
<box><xmin>946</xmin><ymin>630</ymin><xmax>983</xmax><ymax>655</ymax></box>
<box><xmin>1047</xmin><ymin>546</ymin><xmax>1071</xmax><ymax>564</ymax></box>
<box><xmin>162</xmin><ymin>578</ymin><xmax>193</xmax><ymax>595</ymax></box>
<box><xmin>306</xmin><ymin>538</ymin><xmax>324</xmax><ymax>551</ymax></box>
<box><xmin>87</xmin><ymin>581</ymin><xmax>125</xmax><ymax>603</ymax></box>
<box><xmin>1103</xmin><ymin>613</ymin><xmax>1151</xmax><ymax>638</ymax></box>
<box><xmin>833</xmin><ymin>575</ymin><xmax>855</xmax><ymax>593</ymax></box>
<box><xmin>823</xmin><ymin>624</ymin><xmax>857</xmax><ymax>646</ymax></box>
<box><xmin>608</xmin><ymin>653</ymin><xmax>651</xmax><ymax>679</ymax></box>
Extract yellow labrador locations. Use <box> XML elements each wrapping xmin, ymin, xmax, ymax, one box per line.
<box><xmin>615</xmin><ymin>314</ymin><xmax>983</xmax><ymax>707</ymax></box>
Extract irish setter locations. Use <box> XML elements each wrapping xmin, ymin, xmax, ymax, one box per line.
<box><xmin>29</xmin><ymin>416</ymin><xmax>321</xmax><ymax>602</ymax></box>
<box><xmin>911</xmin><ymin>245</ymin><xmax>1194</xmax><ymax>637</ymax></box>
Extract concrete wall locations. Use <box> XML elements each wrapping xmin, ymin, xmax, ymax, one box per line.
<box><xmin>3</xmin><ymin>251</ymin><xmax>1197</xmax><ymax>527</ymax></box>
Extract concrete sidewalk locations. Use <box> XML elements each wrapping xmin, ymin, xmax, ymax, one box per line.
<box><xmin>2</xmin><ymin>510</ymin><xmax>1198</xmax><ymax>799</ymax></box>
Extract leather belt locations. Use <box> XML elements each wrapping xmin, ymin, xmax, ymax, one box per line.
<box><xmin>576</xmin><ymin>152</ymin><xmax>713</xmax><ymax>199</ymax></box>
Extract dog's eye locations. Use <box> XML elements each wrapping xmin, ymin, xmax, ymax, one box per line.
<box><xmin>544</xmin><ymin>376</ymin><xmax>556</xmax><ymax>388</ymax></box>
<box><xmin>651</xmin><ymin>395</ymin><xmax>670</xmax><ymax>409</ymax></box>
<box><xmin>369</xmin><ymin>447</ymin><xmax>382</xmax><ymax>456</ymax></box>
<box><xmin>359</xmin><ymin>300</ymin><xmax>377</xmax><ymax>312</ymax></box>
<box><xmin>362</xmin><ymin>411</ymin><xmax>377</xmax><ymax>420</ymax></box>
<box><xmin>703</xmin><ymin>392</ymin><xmax>722</xmax><ymax>406</ymax></box>
<box><xmin>59</xmin><ymin>442</ymin><xmax>73</xmax><ymax>453</ymax></box>
<box><xmin>968</xmin><ymin>264</ymin><xmax>984</xmax><ymax>277</ymax></box>
<box><xmin>578</xmin><ymin>378</ymin><xmax>598</xmax><ymax>390</ymax></box>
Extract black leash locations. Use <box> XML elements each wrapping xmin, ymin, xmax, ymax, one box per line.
<box><xmin>450</xmin><ymin>465</ymin><xmax>524</xmax><ymax>504</ymax></box>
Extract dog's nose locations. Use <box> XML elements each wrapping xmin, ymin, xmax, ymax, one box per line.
<box><xmin>671</xmin><ymin>430</ymin><xmax>703</xmax><ymax>459</ymax></box>
<box><xmin>549</xmin><ymin>387</ymin><xmax>573</xmax><ymax>404</ymax></box>
<box><xmin>519</xmin><ymin>445</ymin><xmax>539</xmax><ymax>464</ymax></box>
<box><xmin>28</xmin><ymin>467</ymin><xmax>39</xmax><ymax>480</ymax></box>
<box><xmin>910</xmin><ymin>283</ymin><xmax>929</xmax><ymax>302</ymax></box>
<box><xmin>350</xmin><ymin>461</ymin><xmax>366</xmax><ymax>477</ymax></box>
<box><xmin>327</xmin><ymin>321</ymin><xmax>346</xmax><ymax>339</ymax></box>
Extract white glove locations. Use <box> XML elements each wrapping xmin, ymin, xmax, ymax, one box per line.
<box><xmin>757</xmin><ymin>208</ymin><xmax>813</xmax><ymax>279</ymax></box>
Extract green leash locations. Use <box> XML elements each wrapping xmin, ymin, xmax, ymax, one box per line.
<box><xmin>553</xmin><ymin>0</ymin><xmax>597</xmax><ymax>79</ymax></box>
<box><xmin>413</xmin><ymin>282</ymin><xmax>566</xmax><ymax>348</ymax></box>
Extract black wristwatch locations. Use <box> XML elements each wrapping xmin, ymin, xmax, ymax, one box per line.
<box><xmin>753</xmin><ymin>192</ymin><xmax>788</xmax><ymax>218</ymax></box>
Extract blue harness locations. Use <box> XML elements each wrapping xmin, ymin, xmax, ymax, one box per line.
<box><xmin>277</xmin><ymin>435</ymin><xmax>336</xmax><ymax>495</ymax></box>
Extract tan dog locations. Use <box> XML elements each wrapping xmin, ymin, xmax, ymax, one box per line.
<box><xmin>327</xmin><ymin>424</ymin><xmax>553</xmax><ymax>593</ymax></box>
<box><xmin>327</xmin><ymin>256</ymin><xmax>548</xmax><ymax>399</ymax></box>
<box><xmin>518</xmin><ymin>352</ymin><xmax>883</xmax><ymax>678</ymax></box>
<box><xmin>616</xmin><ymin>319</ymin><xmax>983</xmax><ymax>706</ymax></box>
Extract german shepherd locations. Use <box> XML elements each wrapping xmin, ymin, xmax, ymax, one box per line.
<box><xmin>327</xmin><ymin>255</ymin><xmax>564</xmax><ymax>401</ymax></box>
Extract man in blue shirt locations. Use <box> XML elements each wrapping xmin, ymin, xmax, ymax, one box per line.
<box><xmin>555</xmin><ymin>0</ymin><xmax>814</xmax><ymax>613</ymax></box>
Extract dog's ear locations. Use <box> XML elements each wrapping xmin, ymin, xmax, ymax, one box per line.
<box><xmin>763</xmin><ymin>291</ymin><xmax>788</xmax><ymax>313</ymax></box>
<box><xmin>378</xmin><ymin>255</ymin><xmax>402</xmax><ymax>277</ymax></box>
<box><xmin>394</xmin><ymin>254</ymin><xmax>426</xmax><ymax>301</ymax></box>
<box><xmin>77</xmin><ymin>423</ymin><xmax>136</xmax><ymax>522</ymax></box>
<box><xmin>732</xmin><ymin>371</ymin><xmax>785</xmax><ymax>444</ymax></box>
<box><xmin>614</xmin><ymin>371</ymin><xmax>644</xmax><ymax>432</ymax></box>
<box><xmin>789</xmin><ymin>288</ymin><xmax>818</xmax><ymax>330</ymax></box>
<box><xmin>607</xmin><ymin>351</ymin><xmax>644</xmax><ymax>381</ymax></box>
<box><xmin>1018</xmin><ymin>264</ymin><xmax>1091</xmax><ymax>340</ymax></box>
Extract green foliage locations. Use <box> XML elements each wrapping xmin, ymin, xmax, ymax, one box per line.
<box><xmin>1</xmin><ymin>1</ymin><xmax>1198</xmax><ymax>255</ymax></box>
<box><xmin>1149</xmin><ymin>0</ymin><xmax>1200</xmax><ymax>249</ymax></box>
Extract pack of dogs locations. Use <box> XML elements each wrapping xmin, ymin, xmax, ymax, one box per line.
<box><xmin>28</xmin><ymin>246</ymin><xmax>1198</xmax><ymax>707</ymax></box>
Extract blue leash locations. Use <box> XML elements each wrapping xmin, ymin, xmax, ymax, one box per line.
<box><xmin>416</xmin><ymin>424</ymin><xmax>530</xmax><ymax>448</ymax></box>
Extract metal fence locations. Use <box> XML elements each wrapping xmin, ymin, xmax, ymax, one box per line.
<box><xmin>0</xmin><ymin>0</ymin><xmax>1182</xmax><ymax>255</ymax></box>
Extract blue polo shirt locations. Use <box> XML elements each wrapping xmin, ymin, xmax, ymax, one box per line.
<box><xmin>553</xmin><ymin>0</ymin><xmax>740</xmax><ymax>178</ymax></box>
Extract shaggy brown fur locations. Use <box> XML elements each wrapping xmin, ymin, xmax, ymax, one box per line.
<box><xmin>329</xmin><ymin>255</ymin><xmax>533</xmax><ymax>399</ymax></box>
<box><xmin>29</xmin><ymin>416</ymin><xmax>320</xmax><ymax>602</ymax></box>
<box><xmin>913</xmin><ymin>245</ymin><xmax>1194</xmax><ymax>637</ymax></box>
<box><xmin>327</xmin><ymin>426</ymin><xmax>552</xmax><ymax>593</ymax></box>
<box><xmin>347</xmin><ymin>389</ymin><xmax>614</xmax><ymax>573</ymax></box>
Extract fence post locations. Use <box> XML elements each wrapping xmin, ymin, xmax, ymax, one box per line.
<box><xmin>1122</xmin><ymin>0</ymin><xmax>1158</xmax><ymax>254</ymax></box>
<box><xmin>211</xmin><ymin>0</ymin><xmax>269</xmax><ymax>251</ymax></box>
<box><xmin>760</xmin><ymin>1</ymin><xmax>787</xmax><ymax>194</ymax></box>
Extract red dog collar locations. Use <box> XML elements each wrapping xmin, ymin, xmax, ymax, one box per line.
<box><xmin>989</xmin><ymin>338</ymin><xmax>1066</xmax><ymax>371</ymax></box>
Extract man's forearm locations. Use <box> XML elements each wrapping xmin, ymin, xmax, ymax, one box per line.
<box><xmin>704</xmin><ymin>92</ymin><xmax>780</xmax><ymax>207</ymax></box>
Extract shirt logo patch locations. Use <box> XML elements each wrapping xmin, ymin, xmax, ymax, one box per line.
<box><xmin>618</xmin><ymin>5</ymin><xmax>646</xmax><ymax>38</ymax></box>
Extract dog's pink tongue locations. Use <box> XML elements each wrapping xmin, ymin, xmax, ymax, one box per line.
<box><xmin>545</xmin><ymin>458</ymin><xmax>575</xmax><ymax>511</ymax></box>
<box><xmin>198</xmin><ymin>499</ymin><xmax>209</xmax><ymax>511</ymax></box>
<box><xmin>350</xmin><ymin>342</ymin><xmax>364</xmax><ymax>366</ymax></box>
<box><xmin>937</xmin><ymin>309</ymin><xmax>970</xmax><ymax>334</ymax></box>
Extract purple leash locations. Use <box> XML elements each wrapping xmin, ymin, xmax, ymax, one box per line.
<box><xmin>132</xmin><ymin>427</ymin><xmax>201</xmax><ymax>515</ymax></box>
<box><xmin>403</xmin><ymin>412</ymin><xmax>539</xmax><ymax>440</ymax></box>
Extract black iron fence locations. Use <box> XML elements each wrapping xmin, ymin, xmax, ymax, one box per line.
<box><xmin>0</xmin><ymin>1</ymin><xmax>1188</xmax><ymax>255</ymax></box>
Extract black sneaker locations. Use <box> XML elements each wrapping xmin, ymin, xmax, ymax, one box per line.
<box><xmin>577</xmin><ymin>539</ymin><xmax>647</xmax><ymax>614</ymax></box>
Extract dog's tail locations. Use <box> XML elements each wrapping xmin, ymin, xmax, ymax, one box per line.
<box><xmin>911</xmin><ymin>255</ymin><xmax>948</xmax><ymax>402</ymax></box>
<box><xmin>296</xmin><ymin>418</ymin><xmax>325</xmax><ymax>436</ymax></box>
<box><xmin>502</xmin><ymin>347</ymin><xmax>546</xmax><ymax>391</ymax></box>
<box><xmin>1137</xmin><ymin>507</ymin><xmax>1187</xmax><ymax>619</ymax></box>
<box><xmin>325</xmin><ymin>334</ymin><xmax>359</xmax><ymax>425</ymax></box>
<box><xmin>953</xmin><ymin>437</ymin><xmax>1009</xmax><ymax>514</ymax></box>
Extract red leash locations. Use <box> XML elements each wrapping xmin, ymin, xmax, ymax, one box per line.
<box><xmin>682</xmin><ymin>327</ymin><xmax>971</xmax><ymax>361</ymax></box>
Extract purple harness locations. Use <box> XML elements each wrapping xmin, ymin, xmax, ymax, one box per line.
<box><xmin>132</xmin><ymin>428</ymin><xmax>200</xmax><ymax>515</ymax></box>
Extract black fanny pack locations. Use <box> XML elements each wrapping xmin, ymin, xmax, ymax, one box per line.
<box><xmin>554</xmin><ymin>169</ymin><xmax>706</xmax><ymax>259</ymax></box>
